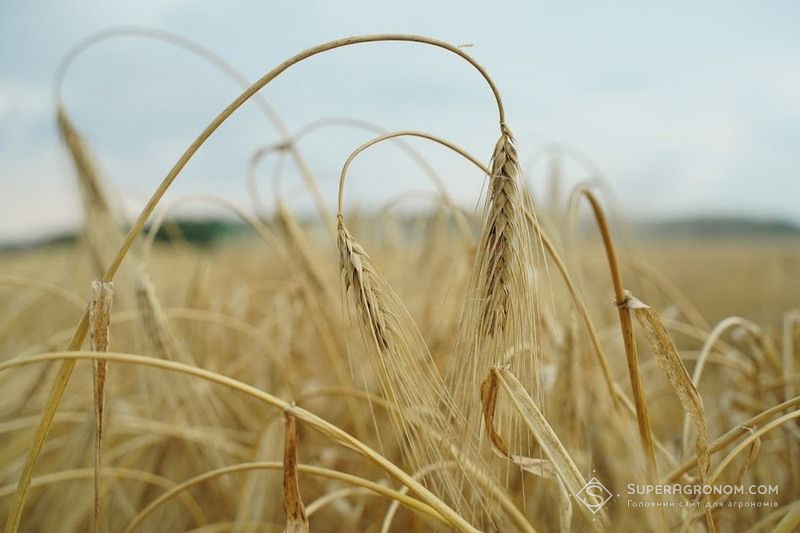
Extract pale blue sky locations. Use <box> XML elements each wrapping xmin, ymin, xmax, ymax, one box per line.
<box><xmin>1</xmin><ymin>1</ymin><xmax>798</xmax><ymax>243</ymax></box>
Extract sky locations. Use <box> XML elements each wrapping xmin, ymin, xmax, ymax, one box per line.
<box><xmin>1</xmin><ymin>1</ymin><xmax>798</xmax><ymax>244</ymax></box>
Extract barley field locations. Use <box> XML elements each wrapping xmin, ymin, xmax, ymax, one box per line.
<box><xmin>1</xmin><ymin>30</ymin><xmax>798</xmax><ymax>533</ymax></box>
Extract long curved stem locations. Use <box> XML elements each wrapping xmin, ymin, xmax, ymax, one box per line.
<box><xmin>109</xmin><ymin>33</ymin><xmax>501</xmax><ymax>285</ymax></box>
<box><xmin>335</xmin><ymin>130</ymin><xmax>485</xmax><ymax>250</ymax></box>
<box><xmin>571</xmin><ymin>183</ymin><xmax>657</xmax><ymax>478</ymax></box>
<box><xmin>7</xmin><ymin>34</ymin><xmax>504</xmax><ymax>533</ymax></box>
<box><xmin>337</xmin><ymin>130</ymin><xmax>486</xmax><ymax>216</ymax></box>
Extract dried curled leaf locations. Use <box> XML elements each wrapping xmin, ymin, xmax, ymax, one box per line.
<box><xmin>624</xmin><ymin>293</ymin><xmax>711</xmax><ymax>481</ymax></box>
<box><xmin>283</xmin><ymin>411</ymin><xmax>309</xmax><ymax>533</ymax></box>
<box><xmin>480</xmin><ymin>369</ymin><xmax>510</xmax><ymax>456</ymax></box>
<box><xmin>624</xmin><ymin>293</ymin><xmax>716</xmax><ymax>532</ymax></box>
<box><xmin>481</xmin><ymin>368</ymin><xmax>556</xmax><ymax>479</ymax></box>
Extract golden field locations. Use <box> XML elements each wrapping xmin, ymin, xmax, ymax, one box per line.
<box><xmin>1</xmin><ymin>224</ymin><xmax>798</xmax><ymax>532</ymax></box>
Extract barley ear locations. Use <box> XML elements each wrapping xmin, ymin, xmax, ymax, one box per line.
<box><xmin>481</xmin><ymin>125</ymin><xmax>522</xmax><ymax>337</ymax></box>
<box><xmin>448</xmin><ymin>124</ymin><xmax>541</xmax><ymax>455</ymax></box>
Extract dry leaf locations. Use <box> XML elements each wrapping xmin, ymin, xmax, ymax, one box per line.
<box><xmin>624</xmin><ymin>292</ymin><xmax>715</xmax><ymax>532</ymax></box>
<box><xmin>283</xmin><ymin>410</ymin><xmax>309</xmax><ymax>533</ymax></box>
<box><xmin>89</xmin><ymin>280</ymin><xmax>113</xmax><ymax>533</ymax></box>
<box><xmin>491</xmin><ymin>366</ymin><xmax>607</xmax><ymax>531</ymax></box>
